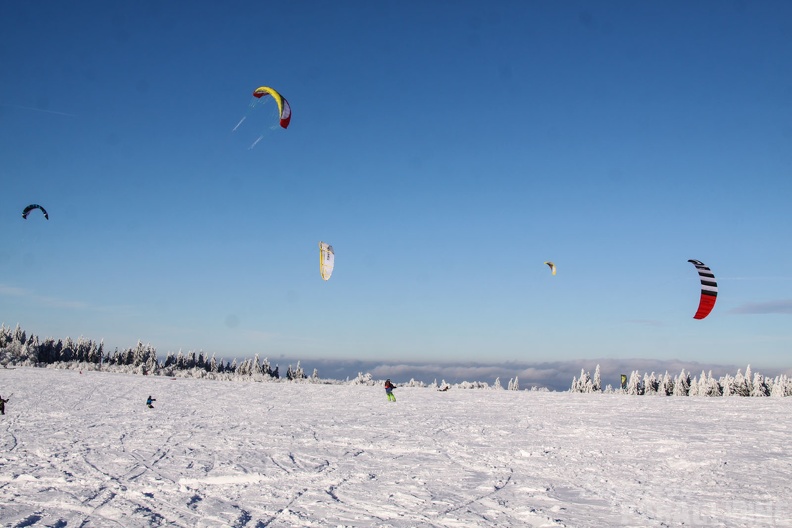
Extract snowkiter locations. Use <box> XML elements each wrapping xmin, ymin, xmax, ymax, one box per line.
<box><xmin>0</xmin><ymin>395</ymin><xmax>7</xmax><ymax>415</ymax></box>
<box><xmin>384</xmin><ymin>379</ymin><xmax>396</xmax><ymax>402</ymax></box>
<box><xmin>146</xmin><ymin>396</ymin><xmax>156</xmax><ymax>409</ymax></box>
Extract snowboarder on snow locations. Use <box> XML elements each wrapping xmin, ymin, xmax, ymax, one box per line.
<box><xmin>0</xmin><ymin>395</ymin><xmax>7</xmax><ymax>415</ymax></box>
<box><xmin>146</xmin><ymin>395</ymin><xmax>156</xmax><ymax>409</ymax></box>
<box><xmin>384</xmin><ymin>379</ymin><xmax>396</xmax><ymax>402</ymax></box>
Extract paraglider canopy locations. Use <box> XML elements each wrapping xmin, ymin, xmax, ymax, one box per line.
<box><xmin>22</xmin><ymin>204</ymin><xmax>48</xmax><ymax>220</ymax></box>
<box><xmin>544</xmin><ymin>261</ymin><xmax>556</xmax><ymax>276</ymax></box>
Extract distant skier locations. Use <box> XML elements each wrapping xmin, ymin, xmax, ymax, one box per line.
<box><xmin>0</xmin><ymin>395</ymin><xmax>8</xmax><ymax>415</ymax></box>
<box><xmin>384</xmin><ymin>379</ymin><xmax>396</xmax><ymax>402</ymax></box>
<box><xmin>146</xmin><ymin>395</ymin><xmax>156</xmax><ymax>409</ymax></box>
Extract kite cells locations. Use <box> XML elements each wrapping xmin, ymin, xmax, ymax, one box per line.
<box><xmin>688</xmin><ymin>259</ymin><xmax>717</xmax><ymax>319</ymax></box>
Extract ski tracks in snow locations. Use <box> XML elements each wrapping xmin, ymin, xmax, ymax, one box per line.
<box><xmin>1</xmin><ymin>369</ymin><xmax>791</xmax><ymax>527</ymax></box>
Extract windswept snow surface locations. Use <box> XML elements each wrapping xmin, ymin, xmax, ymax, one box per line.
<box><xmin>1</xmin><ymin>368</ymin><xmax>790</xmax><ymax>527</ymax></box>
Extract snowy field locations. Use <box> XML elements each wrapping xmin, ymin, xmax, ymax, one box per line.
<box><xmin>0</xmin><ymin>368</ymin><xmax>790</xmax><ymax>527</ymax></box>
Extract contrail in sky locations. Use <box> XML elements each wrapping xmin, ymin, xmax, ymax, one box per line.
<box><xmin>0</xmin><ymin>102</ymin><xmax>78</xmax><ymax>117</ymax></box>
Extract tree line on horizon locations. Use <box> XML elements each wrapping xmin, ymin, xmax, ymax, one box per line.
<box><xmin>0</xmin><ymin>324</ymin><xmax>526</xmax><ymax>390</ymax></box>
<box><xmin>0</xmin><ymin>324</ymin><xmax>310</xmax><ymax>380</ymax></box>
<box><xmin>571</xmin><ymin>364</ymin><xmax>792</xmax><ymax>397</ymax></box>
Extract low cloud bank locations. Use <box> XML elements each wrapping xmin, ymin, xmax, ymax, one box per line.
<box><xmin>277</xmin><ymin>357</ymin><xmax>792</xmax><ymax>392</ymax></box>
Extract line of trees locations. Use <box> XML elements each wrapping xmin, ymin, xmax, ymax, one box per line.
<box><xmin>571</xmin><ymin>364</ymin><xmax>792</xmax><ymax>397</ymax></box>
<box><xmin>0</xmin><ymin>324</ymin><xmax>310</xmax><ymax>381</ymax></box>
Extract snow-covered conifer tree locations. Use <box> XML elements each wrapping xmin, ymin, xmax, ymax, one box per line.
<box><xmin>721</xmin><ymin>374</ymin><xmax>734</xmax><ymax>396</ymax></box>
<box><xmin>688</xmin><ymin>374</ymin><xmax>700</xmax><ymax>396</ymax></box>
<box><xmin>294</xmin><ymin>361</ymin><xmax>305</xmax><ymax>379</ymax></box>
<box><xmin>751</xmin><ymin>372</ymin><xmax>769</xmax><ymax>397</ymax></box>
<box><xmin>745</xmin><ymin>365</ymin><xmax>753</xmax><ymax>394</ymax></box>
<box><xmin>659</xmin><ymin>372</ymin><xmax>674</xmax><ymax>396</ymax></box>
<box><xmin>626</xmin><ymin>371</ymin><xmax>643</xmax><ymax>395</ymax></box>
<box><xmin>493</xmin><ymin>377</ymin><xmax>503</xmax><ymax>390</ymax></box>
<box><xmin>13</xmin><ymin>324</ymin><xmax>26</xmax><ymax>345</ymax></box>
<box><xmin>704</xmin><ymin>370</ymin><xmax>722</xmax><ymax>397</ymax></box>
<box><xmin>732</xmin><ymin>370</ymin><xmax>749</xmax><ymax>396</ymax></box>
<box><xmin>644</xmin><ymin>372</ymin><xmax>658</xmax><ymax>395</ymax></box>
<box><xmin>593</xmin><ymin>365</ymin><xmax>602</xmax><ymax>392</ymax></box>
<box><xmin>251</xmin><ymin>354</ymin><xmax>261</xmax><ymax>376</ymax></box>
<box><xmin>770</xmin><ymin>376</ymin><xmax>785</xmax><ymax>397</ymax></box>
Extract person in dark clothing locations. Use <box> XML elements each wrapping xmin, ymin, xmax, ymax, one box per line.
<box><xmin>146</xmin><ymin>395</ymin><xmax>156</xmax><ymax>409</ymax></box>
<box><xmin>384</xmin><ymin>379</ymin><xmax>396</xmax><ymax>402</ymax></box>
<box><xmin>0</xmin><ymin>395</ymin><xmax>7</xmax><ymax>415</ymax></box>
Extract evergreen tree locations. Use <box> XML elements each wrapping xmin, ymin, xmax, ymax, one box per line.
<box><xmin>13</xmin><ymin>324</ymin><xmax>26</xmax><ymax>345</ymax></box>
<box><xmin>745</xmin><ymin>365</ymin><xmax>753</xmax><ymax>394</ymax></box>
<box><xmin>704</xmin><ymin>370</ymin><xmax>722</xmax><ymax>396</ymax></box>
<box><xmin>592</xmin><ymin>364</ymin><xmax>602</xmax><ymax>393</ymax></box>
<box><xmin>626</xmin><ymin>371</ymin><xmax>644</xmax><ymax>395</ymax></box>
<box><xmin>294</xmin><ymin>361</ymin><xmax>305</xmax><ymax>379</ymax></box>
<box><xmin>751</xmin><ymin>372</ymin><xmax>769</xmax><ymax>397</ymax></box>
<box><xmin>644</xmin><ymin>372</ymin><xmax>659</xmax><ymax>395</ymax></box>
<box><xmin>688</xmin><ymin>374</ymin><xmax>700</xmax><ymax>396</ymax></box>
<box><xmin>720</xmin><ymin>374</ymin><xmax>733</xmax><ymax>396</ymax></box>
<box><xmin>660</xmin><ymin>371</ymin><xmax>674</xmax><ymax>396</ymax></box>
<box><xmin>261</xmin><ymin>357</ymin><xmax>272</xmax><ymax>376</ymax></box>
<box><xmin>732</xmin><ymin>370</ymin><xmax>749</xmax><ymax>396</ymax></box>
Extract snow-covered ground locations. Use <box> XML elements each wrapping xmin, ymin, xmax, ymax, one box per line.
<box><xmin>0</xmin><ymin>368</ymin><xmax>790</xmax><ymax>527</ymax></box>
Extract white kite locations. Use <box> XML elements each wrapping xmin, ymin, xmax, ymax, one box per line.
<box><xmin>319</xmin><ymin>242</ymin><xmax>334</xmax><ymax>281</ymax></box>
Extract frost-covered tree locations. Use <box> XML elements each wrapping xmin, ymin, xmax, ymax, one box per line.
<box><xmin>349</xmin><ymin>372</ymin><xmax>374</xmax><ymax>385</ymax></box>
<box><xmin>751</xmin><ymin>372</ymin><xmax>769</xmax><ymax>397</ymax></box>
<box><xmin>508</xmin><ymin>376</ymin><xmax>520</xmax><ymax>391</ymax></box>
<box><xmin>644</xmin><ymin>372</ymin><xmax>659</xmax><ymax>395</ymax></box>
<box><xmin>703</xmin><ymin>370</ymin><xmax>722</xmax><ymax>397</ymax></box>
<box><xmin>688</xmin><ymin>373</ymin><xmax>701</xmax><ymax>396</ymax></box>
<box><xmin>731</xmin><ymin>370</ymin><xmax>749</xmax><ymax>396</ymax></box>
<box><xmin>745</xmin><ymin>365</ymin><xmax>753</xmax><ymax>395</ymax></box>
<box><xmin>626</xmin><ymin>371</ymin><xmax>644</xmax><ymax>395</ymax></box>
<box><xmin>251</xmin><ymin>354</ymin><xmax>261</xmax><ymax>376</ymax></box>
<box><xmin>493</xmin><ymin>377</ymin><xmax>503</xmax><ymax>390</ymax></box>
<box><xmin>261</xmin><ymin>357</ymin><xmax>272</xmax><ymax>376</ymax></box>
<box><xmin>721</xmin><ymin>374</ymin><xmax>734</xmax><ymax>396</ymax></box>
<box><xmin>13</xmin><ymin>324</ymin><xmax>26</xmax><ymax>345</ymax></box>
<box><xmin>293</xmin><ymin>361</ymin><xmax>305</xmax><ymax>379</ymax></box>
<box><xmin>673</xmin><ymin>369</ymin><xmax>690</xmax><ymax>396</ymax></box>
<box><xmin>659</xmin><ymin>371</ymin><xmax>674</xmax><ymax>396</ymax></box>
<box><xmin>592</xmin><ymin>365</ymin><xmax>602</xmax><ymax>392</ymax></box>
<box><xmin>770</xmin><ymin>376</ymin><xmax>786</xmax><ymax>397</ymax></box>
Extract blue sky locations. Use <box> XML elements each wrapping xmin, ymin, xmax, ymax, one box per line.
<box><xmin>2</xmin><ymin>1</ymin><xmax>791</xmax><ymax>378</ymax></box>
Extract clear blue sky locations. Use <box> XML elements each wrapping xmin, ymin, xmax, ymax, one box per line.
<box><xmin>2</xmin><ymin>1</ymin><xmax>791</xmax><ymax>371</ymax></box>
